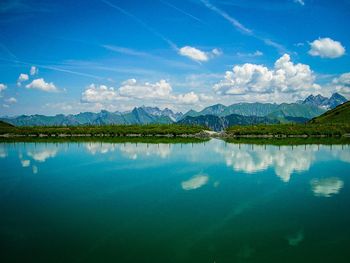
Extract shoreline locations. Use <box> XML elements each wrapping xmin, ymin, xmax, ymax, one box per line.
<box><xmin>1</xmin><ymin>132</ymin><xmax>350</xmax><ymax>146</ymax></box>
<box><xmin>1</xmin><ymin>132</ymin><xmax>347</xmax><ymax>139</ymax></box>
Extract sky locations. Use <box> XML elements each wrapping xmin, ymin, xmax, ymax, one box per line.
<box><xmin>0</xmin><ymin>0</ymin><xmax>350</xmax><ymax>116</ymax></box>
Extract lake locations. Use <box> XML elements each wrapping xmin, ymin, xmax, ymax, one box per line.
<box><xmin>1</xmin><ymin>139</ymin><xmax>350</xmax><ymax>263</ymax></box>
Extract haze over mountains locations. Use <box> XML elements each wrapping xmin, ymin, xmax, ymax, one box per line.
<box><xmin>1</xmin><ymin>93</ymin><xmax>347</xmax><ymax>131</ymax></box>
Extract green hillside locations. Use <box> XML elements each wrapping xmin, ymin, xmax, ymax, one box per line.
<box><xmin>309</xmin><ymin>101</ymin><xmax>350</xmax><ymax>124</ymax></box>
<box><xmin>0</xmin><ymin>120</ymin><xmax>14</xmax><ymax>128</ymax></box>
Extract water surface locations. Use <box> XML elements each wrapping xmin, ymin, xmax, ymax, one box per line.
<box><xmin>1</xmin><ymin>139</ymin><xmax>350</xmax><ymax>262</ymax></box>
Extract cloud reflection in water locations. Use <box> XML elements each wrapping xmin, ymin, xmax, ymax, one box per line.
<box><xmin>311</xmin><ymin>177</ymin><xmax>344</xmax><ymax>197</ymax></box>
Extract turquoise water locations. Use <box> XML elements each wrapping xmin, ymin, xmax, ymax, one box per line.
<box><xmin>1</xmin><ymin>139</ymin><xmax>350</xmax><ymax>263</ymax></box>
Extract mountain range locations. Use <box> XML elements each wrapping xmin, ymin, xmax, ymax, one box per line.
<box><xmin>178</xmin><ymin>114</ymin><xmax>279</xmax><ymax>131</ymax></box>
<box><xmin>0</xmin><ymin>106</ymin><xmax>178</xmax><ymax>127</ymax></box>
<box><xmin>300</xmin><ymin>92</ymin><xmax>347</xmax><ymax>109</ymax></box>
<box><xmin>178</xmin><ymin>93</ymin><xmax>347</xmax><ymax>130</ymax></box>
<box><xmin>1</xmin><ymin>93</ymin><xmax>347</xmax><ymax>131</ymax></box>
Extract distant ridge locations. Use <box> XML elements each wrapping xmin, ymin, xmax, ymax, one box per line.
<box><xmin>181</xmin><ymin>102</ymin><xmax>325</xmax><ymax>121</ymax></box>
<box><xmin>300</xmin><ymin>92</ymin><xmax>347</xmax><ymax>109</ymax></box>
<box><xmin>1</xmin><ymin>93</ymin><xmax>347</xmax><ymax>128</ymax></box>
<box><xmin>178</xmin><ymin>114</ymin><xmax>278</xmax><ymax>131</ymax></box>
<box><xmin>0</xmin><ymin>107</ymin><xmax>181</xmax><ymax>127</ymax></box>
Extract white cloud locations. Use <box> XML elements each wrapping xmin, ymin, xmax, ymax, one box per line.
<box><xmin>311</xmin><ymin>177</ymin><xmax>344</xmax><ymax>197</ymax></box>
<box><xmin>181</xmin><ymin>174</ymin><xmax>209</xmax><ymax>190</ymax></box>
<box><xmin>176</xmin><ymin>91</ymin><xmax>199</xmax><ymax>104</ymax></box>
<box><xmin>30</xmin><ymin>66</ymin><xmax>38</xmax><ymax>76</ymax></box>
<box><xmin>331</xmin><ymin>73</ymin><xmax>350</xmax><ymax>95</ymax></box>
<box><xmin>25</xmin><ymin>78</ymin><xmax>58</xmax><ymax>92</ymax></box>
<box><xmin>81</xmin><ymin>84</ymin><xmax>121</xmax><ymax>103</ymax></box>
<box><xmin>294</xmin><ymin>0</ymin><xmax>305</xmax><ymax>6</ymax></box>
<box><xmin>0</xmin><ymin>83</ymin><xmax>6</xmax><ymax>93</ymax></box>
<box><xmin>178</xmin><ymin>46</ymin><xmax>221</xmax><ymax>62</ymax></box>
<box><xmin>5</xmin><ymin>97</ymin><xmax>17</xmax><ymax>104</ymax></box>
<box><xmin>119</xmin><ymin>79</ymin><xmax>173</xmax><ymax>99</ymax></box>
<box><xmin>213</xmin><ymin>54</ymin><xmax>320</xmax><ymax>101</ymax></box>
<box><xmin>179</xmin><ymin>46</ymin><xmax>209</xmax><ymax>62</ymax></box>
<box><xmin>309</xmin><ymin>38</ymin><xmax>345</xmax><ymax>58</ymax></box>
<box><xmin>81</xmin><ymin>79</ymin><xmax>207</xmax><ymax>108</ymax></box>
<box><xmin>17</xmin><ymin>73</ymin><xmax>29</xmax><ymax>86</ymax></box>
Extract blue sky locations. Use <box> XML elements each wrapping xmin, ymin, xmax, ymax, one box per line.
<box><xmin>0</xmin><ymin>0</ymin><xmax>349</xmax><ymax>116</ymax></box>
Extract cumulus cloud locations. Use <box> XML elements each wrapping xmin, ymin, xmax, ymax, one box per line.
<box><xmin>331</xmin><ymin>73</ymin><xmax>350</xmax><ymax>95</ymax></box>
<box><xmin>310</xmin><ymin>177</ymin><xmax>344</xmax><ymax>197</ymax></box>
<box><xmin>309</xmin><ymin>38</ymin><xmax>345</xmax><ymax>58</ymax></box>
<box><xmin>181</xmin><ymin>174</ymin><xmax>209</xmax><ymax>190</ymax></box>
<box><xmin>82</xmin><ymin>79</ymin><xmax>207</xmax><ymax>107</ymax></box>
<box><xmin>177</xmin><ymin>91</ymin><xmax>199</xmax><ymax>104</ymax></box>
<box><xmin>179</xmin><ymin>46</ymin><xmax>221</xmax><ymax>62</ymax></box>
<box><xmin>81</xmin><ymin>84</ymin><xmax>121</xmax><ymax>103</ymax></box>
<box><xmin>119</xmin><ymin>79</ymin><xmax>173</xmax><ymax>99</ymax></box>
<box><xmin>213</xmin><ymin>54</ymin><xmax>320</xmax><ymax>100</ymax></box>
<box><xmin>17</xmin><ymin>73</ymin><xmax>29</xmax><ymax>86</ymax></box>
<box><xmin>30</xmin><ymin>66</ymin><xmax>38</xmax><ymax>76</ymax></box>
<box><xmin>25</xmin><ymin>78</ymin><xmax>58</xmax><ymax>92</ymax></box>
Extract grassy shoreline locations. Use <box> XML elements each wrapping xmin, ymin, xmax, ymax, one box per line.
<box><xmin>1</xmin><ymin>123</ymin><xmax>350</xmax><ymax>142</ymax></box>
<box><xmin>0</xmin><ymin>136</ymin><xmax>209</xmax><ymax>144</ymax></box>
<box><xmin>225</xmin><ymin>123</ymin><xmax>350</xmax><ymax>137</ymax></box>
<box><xmin>224</xmin><ymin>137</ymin><xmax>350</xmax><ymax>145</ymax></box>
<box><xmin>0</xmin><ymin>124</ymin><xmax>208</xmax><ymax>138</ymax></box>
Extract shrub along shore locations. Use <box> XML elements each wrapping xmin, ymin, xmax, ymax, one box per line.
<box><xmin>0</xmin><ymin>124</ymin><xmax>208</xmax><ymax>138</ymax></box>
<box><xmin>224</xmin><ymin>123</ymin><xmax>350</xmax><ymax>137</ymax></box>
